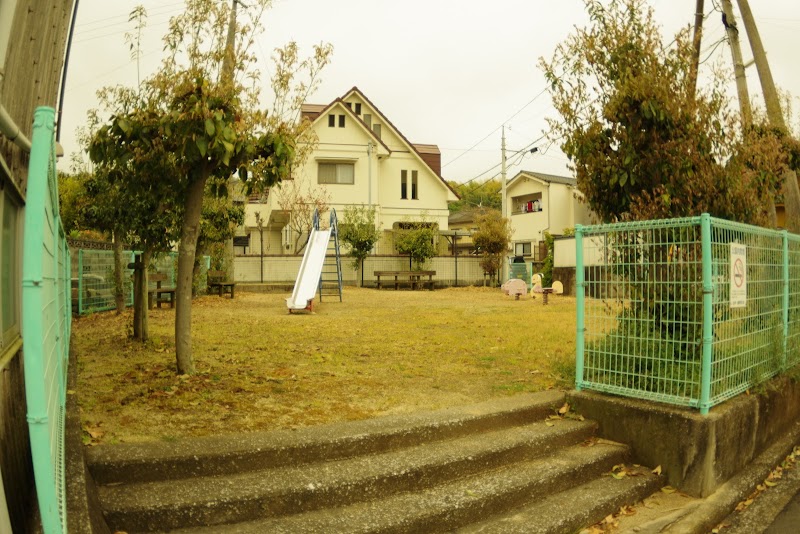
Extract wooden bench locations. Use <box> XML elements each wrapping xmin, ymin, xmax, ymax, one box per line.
<box><xmin>374</xmin><ymin>270</ymin><xmax>436</xmax><ymax>291</ymax></box>
<box><xmin>208</xmin><ymin>270</ymin><xmax>236</xmax><ymax>298</ymax></box>
<box><xmin>148</xmin><ymin>272</ymin><xmax>176</xmax><ymax>309</ymax></box>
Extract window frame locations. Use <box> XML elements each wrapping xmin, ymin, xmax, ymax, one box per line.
<box><xmin>318</xmin><ymin>161</ymin><xmax>355</xmax><ymax>185</ymax></box>
<box><xmin>328</xmin><ymin>114</ymin><xmax>335</xmax><ymax>127</ymax></box>
<box><xmin>401</xmin><ymin>170</ymin><xmax>408</xmax><ymax>199</ymax></box>
<box><xmin>338</xmin><ymin>115</ymin><xmax>345</xmax><ymax>128</ymax></box>
<box><xmin>411</xmin><ymin>171</ymin><xmax>418</xmax><ymax>200</ymax></box>
<box><xmin>515</xmin><ymin>242</ymin><xmax>532</xmax><ymax>257</ymax></box>
<box><xmin>0</xmin><ymin>162</ymin><xmax>23</xmax><ymax>358</ymax></box>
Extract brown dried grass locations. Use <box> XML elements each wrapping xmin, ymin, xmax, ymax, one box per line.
<box><xmin>73</xmin><ymin>286</ymin><xmax>577</xmax><ymax>444</ymax></box>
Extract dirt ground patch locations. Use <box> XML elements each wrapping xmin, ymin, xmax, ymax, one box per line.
<box><xmin>73</xmin><ymin>286</ymin><xmax>577</xmax><ymax>444</ymax></box>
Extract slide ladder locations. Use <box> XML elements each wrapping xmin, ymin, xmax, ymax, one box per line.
<box><xmin>319</xmin><ymin>209</ymin><xmax>343</xmax><ymax>302</ymax></box>
<box><xmin>286</xmin><ymin>209</ymin><xmax>342</xmax><ymax>311</ymax></box>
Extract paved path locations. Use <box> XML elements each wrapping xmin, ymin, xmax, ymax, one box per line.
<box><xmin>765</xmin><ymin>490</ymin><xmax>800</xmax><ymax>534</ymax></box>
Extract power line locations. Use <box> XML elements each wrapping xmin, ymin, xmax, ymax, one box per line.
<box><xmin>441</xmin><ymin>87</ymin><xmax>549</xmax><ymax>169</ymax></box>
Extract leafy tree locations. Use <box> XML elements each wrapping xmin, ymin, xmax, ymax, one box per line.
<box><xmin>89</xmin><ymin>0</ymin><xmax>331</xmax><ymax>374</ymax></box>
<box><xmin>540</xmin><ymin>0</ymin><xmax>783</xmax><ymax>225</ymax></box>
<box><xmin>339</xmin><ymin>204</ymin><xmax>381</xmax><ymax>285</ymax></box>
<box><xmin>58</xmin><ymin>172</ymin><xmax>93</xmax><ymax>236</ymax></box>
<box><xmin>471</xmin><ymin>209</ymin><xmax>512</xmax><ymax>286</ymax></box>
<box><xmin>395</xmin><ymin>220</ymin><xmax>438</xmax><ymax>270</ymax></box>
<box><xmin>447</xmin><ymin>179</ymin><xmax>501</xmax><ymax>213</ymax></box>
<box><xmin>274</xmin><ymin>179</ymin><xmax>330</xmax><ymax>254</ymax></box>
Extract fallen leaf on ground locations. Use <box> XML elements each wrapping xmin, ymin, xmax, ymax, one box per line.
<box><xmin>652</xmin><ymin>465</ymin><xmax>662</xmax><ymax>475</ymax></box>
<box><xmin>661</xmin><ymin>486</ymin><xmax>677</xmax><ymax>494</ymax></box>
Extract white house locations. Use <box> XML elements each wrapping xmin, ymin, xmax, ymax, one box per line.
<box><xmin>505</xmin><ymin>170</ymin><xmax>593</xmax><ymax>260</ymax></box>
<box><xmin>240</xmin><ymin>87</ymin><xmax>459</xmax><ymax>255</ymax></box>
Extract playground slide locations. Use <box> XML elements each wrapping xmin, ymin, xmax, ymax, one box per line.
<box><xmin>286</xmin><ymin>228</ymin><xmax>332</xmax><ymax>311</ymax></box>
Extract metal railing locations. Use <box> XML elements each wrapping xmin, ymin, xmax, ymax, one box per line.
<box><xmin>21</xmin><ymin>107</ymin><xmax>70</xmax><ymax>533</ymax></box>
<box><xmin>576</xmin><ymin>213</ymin><xmax>800</xmax><ymax>414</ymax></box>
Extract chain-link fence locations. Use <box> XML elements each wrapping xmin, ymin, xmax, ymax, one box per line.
<box><xmin>576</xmin><ymin>214</ymin><xmax>800</xmax><ymax>414</ymax></box>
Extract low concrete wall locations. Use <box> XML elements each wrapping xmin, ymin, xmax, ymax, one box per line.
<box><xmin>66</xmin><ymin>349</ymin><xmax>111</xmax><ymax>534</ymax></box>
<box><xmin>568</xmin><ymin>376</ymin><xmax>800</xmax><ymax>497</ymax></box>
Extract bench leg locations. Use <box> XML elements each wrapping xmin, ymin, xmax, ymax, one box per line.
<box><xmin>230</xmin><ymin>285</ymin><xmax>235</xmax><ymax>299</ymax></box>
<box><xmin>394</xmin><ymin>276</ymin><xmax>398</xmax><ymax>291</ymax></box>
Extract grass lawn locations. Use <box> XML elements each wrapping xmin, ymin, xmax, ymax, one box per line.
<box><xmin>73</xmin><ymin>286</ymin><xmax>577</xmax><ymax>445</ymax></box>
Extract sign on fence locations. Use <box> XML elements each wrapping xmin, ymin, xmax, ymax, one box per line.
<box><xmin>730</xmin><ymin>243</ymin><xmax>747</xmax><ymax>308</ymax></box>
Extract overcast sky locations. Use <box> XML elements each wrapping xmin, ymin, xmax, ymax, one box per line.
<box><xmin>59</xmin><ymin>0</ymin><xmax>800</xmax><ymax>183</ymax></box>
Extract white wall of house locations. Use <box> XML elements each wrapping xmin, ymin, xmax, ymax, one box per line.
<box><xmin>506</xmin><ymin>172</ymin><xmax>594</xmax><ymax>259</ymax></box>
<box><xmin>241</xmin><ymin>88</ymin><xmax>456</xmax><ymax>257</ymax></box>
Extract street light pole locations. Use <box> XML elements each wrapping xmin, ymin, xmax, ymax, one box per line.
<box><xmin>500</xmin><ymin>126</ymin><xmax>508</xmax><ymax>284</ymax></box>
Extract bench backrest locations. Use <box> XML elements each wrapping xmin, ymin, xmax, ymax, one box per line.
<box><xmin>208</xmin><ymin>270</ymin><xmax>228</xmax><ymax>283</ymax></box>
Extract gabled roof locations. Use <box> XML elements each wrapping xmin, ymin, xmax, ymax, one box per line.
<box><xmin>507</xmin><ymin>170</ymin><xmax>577</xmax><ymax>190</ymax></box>
<box><xmin>342</xmin><ymin>86</ymin><xmax>459</xmax><ymax>200</ymax></box>
<box><xmin>305</xmin><ymin>97</ymin><xmax>392</xmax><ymax>156</ymax></box>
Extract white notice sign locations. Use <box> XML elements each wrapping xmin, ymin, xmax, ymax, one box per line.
<box><xmin>730</xmin><ymin>243</ymin><xmax>746</xmax><ymax>308</ymax></box>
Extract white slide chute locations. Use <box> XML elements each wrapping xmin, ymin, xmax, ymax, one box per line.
<box><xmin>286</xmin><ymin>228</ymin><xmax>331</xmax><ymax>312</ymax></box>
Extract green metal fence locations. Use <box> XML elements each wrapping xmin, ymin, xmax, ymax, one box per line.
<box><xmin>576</xmin><ymin>213</ymin><xmax>800</xmax><ymax>414</ymax></box>
<box><xmin>73</xmin><ymin>251</ymin><xmax>210</xmax><ymax>315</ymax></box>
<box><xmin>21</xmin><ymin>107</ymin><xmax>71</xmax><ymax>533</ymax></box>
<box><xmin>74</xmin><ymin>249</ymin><xmax>135</xmax><ymax>315</ymax></box>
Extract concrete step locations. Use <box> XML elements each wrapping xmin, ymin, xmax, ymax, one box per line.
<box><xmin>460</xmin><ymin>465</ymin><xmax>663</xmax><ymax>533</ymax></box>
<box><xmin>160</xmin><ymin>442</ymin><xmax>634</xmax><ymax>534</ymax></box>
<box><xmin>86</xmin><ymin>391</ymin><xmax>566</xmax><ymax>485</ymax></box>
<box><xmin>101</xmin><ymin>418</ymin><xmax>597</xmax><ymax>532</ymax></box>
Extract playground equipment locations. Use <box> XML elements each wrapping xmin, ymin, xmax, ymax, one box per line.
<box><xmin>502</xmin><ymin>278</ymin><xmax>528</xmax><ymax>300</ymax></box>
<box><xmin>531</xmin><ymin>274</ymin><xmax>564</xmax><ymax>304</ymax></box>
<box><xmin>286</xmin><ymin>209</ymin><xmax>343</xmax><ymax>312</ymax></box>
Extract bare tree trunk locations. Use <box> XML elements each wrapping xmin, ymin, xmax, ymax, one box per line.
<box><xmin>139</xmin><ymin>249</ymin><xmax>151</xmax><ymax>342</ymax></box>
<box><xmin>737</xmin><ymin>0</ymin><xmax>800</xmax><ymax>232</ymax></box>
<box><xmin>688</xmin><ymin>0</ymin><xmax>705</xmax><ymax>96</ymax></box>
<box><xmin>132</xmin><ymin>255</ymin><xmax>141</xmax><ymax>339</ymax></box>
<box><xmin>175</xmin><ymin>172</ymin><xmax>209</xmax><ymax>374</ymax></box>
<box><xmin>113</xmin><ymin>230</ymin><xmax>125</xmax><ymax>314</ymax></box>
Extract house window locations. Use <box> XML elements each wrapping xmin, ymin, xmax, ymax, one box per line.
<box><xmin>328</xmin><ymin>114</ymin><xmax>335</xmax><ymax>127</ymax></box>
<box><xmin>372</xmin><ymin>123</ymin><xmax>381</xmax><ymax>139</ymax></box>
<box><xmin>411</xmin><ymin>171</ymin><xmax>418</xmax><ymax>200</ymax></box>
<box><xmin>355</xmin><ymin>103</ymin><xmax>362</xmax><ymax>115</ymax></box>
<box><xmin>338</xmin><ymin>115</ymin><xmax>345</xmax><ymax>127</ymax></box>
<box><xmin>345</xmin><ymin>102</ymin><xmax>352</xmax><ymax>110</ymax></box>
<box><xmin>318</xmin><ymin>162</ymin><xmax>355</xmax><ymax>184</ymax></box>
<box><xmin>364</xmin><ymin>114</ymin><xmax>372</xmax><ymax>128</ymax></box>
<box><xmin>1</xmin><ymin>180</ymin><xmax>21</xmax><ymax>350</ymax></box>
<box><xmin>401</xmin><ymin>170</ymin><xmax>408</xmax><ymax>199</ymax></box>
<box><xmin>515</xmin><ymin>242</ymin><xmax>532</xmax><ymax>257</ymax></box>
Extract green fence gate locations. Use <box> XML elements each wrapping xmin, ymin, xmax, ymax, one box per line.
<box><xmin>21</xmin><ymin>107</ymin><xmax>71</xmax><ymax>532</ymax></box>
<box><xmin>576</xmin><ymin>213</ymin><xmax>800</xmax><ymax>414</ymax></box>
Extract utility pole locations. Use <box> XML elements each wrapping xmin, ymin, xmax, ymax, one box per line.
<box><xmin>736</xmin><ymin>0</ymin><xmax>800</xmax><ymax>232</ymax></box>
<box><xmin>721</xmin><ymin>0</ymin><xmax>752</xmax><ymax>128</ymax></box>
<box><xmin>222</xmin><ymin>0</ymin><xmax>238</xmax><ymax>279</ymax></box>
<box><xmin>688</xmin><ymin>0</ymin><xmax>705</xmax><ymax>96</ymax></box>
<box><xmin>500</xmin><ymin>126</ymin><xmax>508</xmax><ymax>285</ymax></box>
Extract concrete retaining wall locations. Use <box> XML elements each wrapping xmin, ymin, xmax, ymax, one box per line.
<box><xmin>568</xmin><ymin>376</ymin><xmax>800</xmax><ymax>497</ymax></box>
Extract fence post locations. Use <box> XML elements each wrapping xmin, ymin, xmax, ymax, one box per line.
<box><xmin>783</xmin><ymin>230</ymin><xmax>789</xmax><ymax>370</ymax></box>
<box><xmin>700</xmin><ymin>214</ymin><xmax>713</xmax><ymax>415</ymax></box>
<box><xmin>575</xmin><ymin>224</ymin><xmax>585</xmax><ymax>390</ymax></box>
<box><xmin>77</xmin><ymin>247</ymin><xmax>84</xmax><ymax>315</ymax></box>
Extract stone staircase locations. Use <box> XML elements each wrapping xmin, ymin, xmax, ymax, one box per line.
<box><xmin>85</xmin><ymin>391</ymin><xmax>662</xmax><ymax>533</ymax></box>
